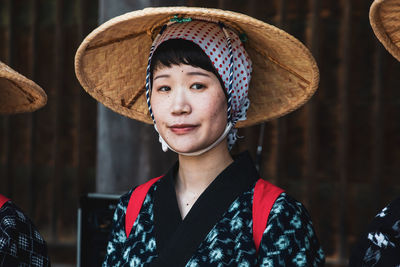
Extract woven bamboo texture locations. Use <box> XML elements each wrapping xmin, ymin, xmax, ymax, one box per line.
<box><xmin>2</xmin><ymin>0</ymin><xmax>400</xmax><ymax>265</ymax></box>
<box><xmin>0</xmin><ymin>61</ymin><xmax>47</xmax><ymax>114</ymax></box>
<box><xmin>370</xmin><ymin>0</ymin><xmax>400</xmax><ymax>61</ymax></box>
<box><xmin>75</xmin><ymin>7</ymin><xmax>319</xmax><ymax>127</ymax></box>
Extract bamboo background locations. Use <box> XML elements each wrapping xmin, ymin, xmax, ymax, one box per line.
<box><xmin>1</xmin><ymin>0</ymin><xmax>400</xmax><ymax>265</ymax></box>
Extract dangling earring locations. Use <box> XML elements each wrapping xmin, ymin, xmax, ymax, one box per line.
<box><xmin>154</xmin><ymin>124</ymin><xmax>169</xmax><ymax>152</ymax></box>
<box><xmin>159</xmin><ymin>134</ymin><xmax>169</xmax><ymax>152</ymax></box>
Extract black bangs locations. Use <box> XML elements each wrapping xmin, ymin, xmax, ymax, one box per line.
<box><xmin>150</xmin><ymin>39</ymin><xmax>225</xmax><ymax>90</ymax></box>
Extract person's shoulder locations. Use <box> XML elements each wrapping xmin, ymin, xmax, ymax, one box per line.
<box><xmin>269</xmin><ymin>193</ymin><xmax>312</xmax><ymax>222</ymax></box>
<box><xmin>383</xmin><ymin>196</ymin><xmax>400</xmax><ymax>218</ymax></box>
<box><xmin>0</xmin><ymin>201</ymin><xmax>29</xmax><ymax>230</ymax></box>
<box><xmin>119</xmin><ymin>189</ymin><xmax>134</xmax><ymax>205</ymax></box>
<box><xmin>0</xmin><ymin>201</ymin><xmax>47</xmax><ymax>245</ymax></box>
<box><xmin>349</xmin><ymin>196</ymin><xmax>400</xmax><ymax>266</ymax></box>
<box><xmin>265</xmin><ymin>193</ymin><xmax>322</xmax><ymax>249</ymax></box>
<box><xmin>114</xmin><ymin>188</ymin><xmax>135</xmax><ymax>215</ymax></box>
<box><xmin>363</xmin><ymin>196</ymin><xmax>400</xmax><ymax>234</ymax></box>
<box><xmin>1</xmin><ymin>200</ymin><xmax>19</xmax><ymax>215</ymax></box>
<box><xmin>260</xmin><ymin>193</ymin><xmax>325</xmax><ymax>265</ymax></box>
<box><xmin>116</xmin><ymin>177</ymin><xmax>162</xmax><ymax>212</ymax></box>
<box><xmin>0</xmin><ymin>202</ymin><xmax>19</xmax><ymax>238</ymax></box>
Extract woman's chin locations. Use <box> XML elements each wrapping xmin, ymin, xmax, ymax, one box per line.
<box><xmin>170</xmin><ymin>145</ymin><xmax>201</xmax><ymax>154</ymax></box>
<box><xmin>167</xmin><ymin>140</ymin><xmax>208</xmax><ymax>155</ymax></box>
<box><xmin>163</xmin><ymin>134</ymin><xmax>220</xmax><ymax>155</ymax></box>
<box><xmin>168</xmin><ymin>140</ymin><xmax>222</xmax><ymax>155</ymax></box>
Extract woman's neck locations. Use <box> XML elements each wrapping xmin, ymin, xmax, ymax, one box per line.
<box><xmin>176</xmin><ymin>141</ymin><xmax>233</xmax><ymax>192</ymax></box>
<box><xmin>175</xmin><ymin>140</ymin><xmax>233</xmax><ymax>218</ymax></box>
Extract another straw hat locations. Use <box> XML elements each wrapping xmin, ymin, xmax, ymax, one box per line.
<box><xmin>0</xmin><ymin>61</ymin><xmax>47</xmax><ymax>114</ymax></box>
<box><xmin>370</xmin><ymin>0</ymin><xmax>400</xmax><ymax>61</ymax></box>
<box><xmin>75</xmin><ymin>7</ymin><xmax>319</xmax><ymax>127</ymax></box>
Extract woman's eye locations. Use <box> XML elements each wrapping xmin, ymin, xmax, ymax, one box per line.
<box><xmin>191</xmin><ymin>83</ymin><xmax>205</xmax><ymax>90</ymax></box>
<box><xmin>157</xmin><ymin>86</ymin><xmax>170</xmax><ymax>92</ymax></box>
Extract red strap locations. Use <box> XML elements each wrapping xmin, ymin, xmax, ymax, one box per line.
<box><xmin>252</xmin><ymin>179</ymin><xmax>284</xmax><ymax>252</ymax></box>
<box><xmin>125</xmin><ymin>176</ymin><xmax>164</xmax><ymax>238</ymax></box>
<box><xmin>124</xmin><ymin>176</ymin><xmax>283</xmax><ymax>251</ymax></box>
<box><xmin>0</xmin><ymin>194</ymin><xmax>10</xmax><ymax>209</ymax></box>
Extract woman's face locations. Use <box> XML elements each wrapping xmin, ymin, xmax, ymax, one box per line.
<box><xmin>151</xmin><ymin>64</ymin><xmax>227</xmax><ymax>154</ymax></box>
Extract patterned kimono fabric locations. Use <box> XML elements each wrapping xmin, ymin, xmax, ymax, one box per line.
<box><xmin>350</xmin><ymin>197</ymin><xmax>400</xmax><ymax>266</ymax></box>
<box><xmin>103</xmin><ymin>152</ymin><xmax>325</xmax><ymax>266</ymax></box>
<box><xmin>0</xmin><ymin>197</ymin><xmax>49</xmax><ymax>266</ymax></box>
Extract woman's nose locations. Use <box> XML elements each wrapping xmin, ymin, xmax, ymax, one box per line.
<box><xmin>171</xmin><ymin>87</ymin><xmax>191</xmax><ymax>115</ymax></box>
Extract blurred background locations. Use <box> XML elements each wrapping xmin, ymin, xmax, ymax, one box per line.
<box><xmin>1</xmin><ymin>0</ymin><xmax>400</xmax><ymax>266</ymax></box>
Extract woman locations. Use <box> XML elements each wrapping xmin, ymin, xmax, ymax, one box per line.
<box><xmin>350</xmin><ymin>1</ymin><xmax>400</xmax><ymax>265</ymax></box>
<box><xmin>75</xmin><ymin>7</ymin><xmax>324</xmax><ymax>266</ymax></box>
<box><xmin>0</xmin><ymin>61</ymin><xmax>49</xmax><ymax>266</ymax></box>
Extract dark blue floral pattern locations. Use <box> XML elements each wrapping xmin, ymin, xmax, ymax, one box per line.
<box><xmin>104</xmin><ymin>187</ymin><xmax>158</xmax><ymax>266</ymax></box>
<box><xmin>103</xmin><ymin>182</ymin><xmax>324</xmax><ymax>266</ymax></box>
<box><xmin>258</xmin><ymin>195</ymin><xmax>325</xmax><ymax>267</ymax></box>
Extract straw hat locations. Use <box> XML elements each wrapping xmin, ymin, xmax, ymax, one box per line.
<box><xmin>75</xmin><ymin>7</ymin><xmax>319</xmax><ymax>127</ymax></box>
<box><xmin>370</xmin><ymin>0</ymin><xmax>400</xmax><ymax>61</ymax></box>
<box><xmin>0</xmin><ymin>61</ymin><xmax>47</xmax><ymax>114</ymax></box>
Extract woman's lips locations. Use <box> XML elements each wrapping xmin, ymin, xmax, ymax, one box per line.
<box><xmin>169</xmin><ymin>124</ymin><xmax>198</xmax><ymax>135</ymax></box>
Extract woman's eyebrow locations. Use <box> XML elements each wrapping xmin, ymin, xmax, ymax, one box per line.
<box><xmin>153</xmin><ymin>74</ymin><xmax>170</xmax><ymax>80</ymax></box>
<box><xmin>186</xmin><ymin>72</ymin><xmax>210</xmax><ymax>77</ymax></box>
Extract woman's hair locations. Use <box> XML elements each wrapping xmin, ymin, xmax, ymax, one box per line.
<box><xmin>150</xmin><ymin>39</ymin><xmax>225</xmax><ymax>93</ymax></box>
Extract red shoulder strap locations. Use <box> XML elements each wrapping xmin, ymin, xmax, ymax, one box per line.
<box><xmin>252</xmin><ymin>179</ymin><xmax>284</xmax><ymax>252</ymax></box>
<box><xmin>0</xmin><ymin>194</ymin><xmax>10</xmax><ymax>209</ymax></box>
<box><xmin>125</xmin><ymin>176</ymin><xmax>164</xmax><ymax>238</ymax></box>
<box><xmin>124</xmin><ymin>176</ymin><xmax>283</xmax><ymax>248</ymax></box>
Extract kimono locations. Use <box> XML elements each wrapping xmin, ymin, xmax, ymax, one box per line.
<box><xmin>0</xmin><ymin>200</ymin><xmax>49</xmax><ymax>266</ymax></box>
<box><xmin>350</xmin><ymin>197</ymin><xmax>400</xmax><ymax>266</ymax></box>
<box><xmin>104</xmin><ymin>152</ymin><xmax>325</xmax><ymax>266</ymax></box>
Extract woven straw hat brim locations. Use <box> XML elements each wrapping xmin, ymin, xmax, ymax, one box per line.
<box><xmin>370</xmin><ymin>0</ymin><xmax>400</xmax><ymax>62</ymax></box>
<box><xmin>75</xmin><ymin>7</ymin><xmax>319</xmax><ymax>127</ymax></box>
<box><xmin>0</xmin><ymin>61</ymin><xmax>47</xmax><ymax>114</ymax></box>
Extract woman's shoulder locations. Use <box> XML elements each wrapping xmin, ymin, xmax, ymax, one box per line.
<box><xmin>0</xmin><ymin>201</ymin><xmax>48</xmax><ymax>263</ymax></box>
<box><xmin>115</xmin><ymin>188</ymin><xmax>134</xmax><ymax>212</ymax></box>
<box><xmin>115</xmin><ymin>178</ymin><xmax>162</xmax><ymax>212</ymax></box>
<box><xmin>269</xmin><ymin>193</ymin><xmax>312</xmax><ymax>220</ymax></box>
<box><xmin>249</xmin><ymin>180</ymin><xmax>313</xmax><ymax>223</ymax></box>
<box><xmin>267</xmin><ymin>192</ymin><xmax>318</xmax><ymax>236</ymax></box>
<box><xmin>0</xmin><ymin>201</ymin><xmax>24</xmax><ymax>236</ymax></box>
<box><xmin>0</xmin><ymin>201</ymin><xmax>36</xmax><ymax>233</ymax></box>
<box><xmin>251</xmin><ymin>181</ymin><xmax>320</xmax><ymax>239</ymax></box>
<box><xmin>260</xmin><ymin>193</ymin><xmax>325</xmax><ymax>265</ymax></box>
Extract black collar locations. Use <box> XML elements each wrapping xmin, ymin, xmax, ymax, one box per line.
<box><xmin>151</xmin><ymin>151</ymin><xmax>259</xmax><ymax>267</ymax></box>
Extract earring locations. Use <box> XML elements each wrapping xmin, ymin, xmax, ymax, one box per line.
<box><xmin>159</xmin><ymin>134</ymin><xmax>169</xmax><ymax>152</ymax></box>
<box><xmin>154</xmin><ymin>124</ymin><xmax>169</xmax><ymax>152</ymax></box>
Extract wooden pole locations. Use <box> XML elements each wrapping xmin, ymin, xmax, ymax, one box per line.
<box><xmin>96</xmin><ymin>0</ymin><xmax>177</xmax><ymax>194</ymax></box>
